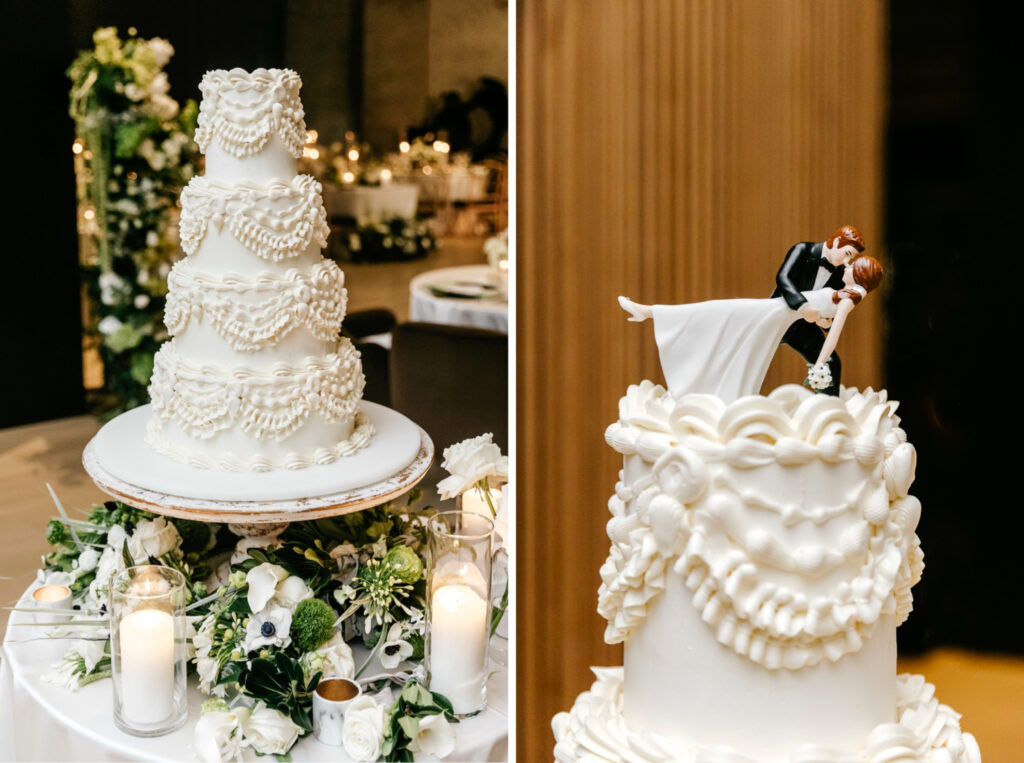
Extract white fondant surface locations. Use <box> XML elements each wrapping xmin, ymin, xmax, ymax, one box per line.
<box><xmin>90</xmin><ymin>402</ymin><xmax>420</xmax><ymax>501</ymax></box>
<box><xmin>623</xmin><ymin>572</ymin><xmax>896</xmax><ymax>758</ymax></box>
<box><xmin>203</xmin><ymin>137</ymin><xmax>297</xmax><ymax>183</ymax></box>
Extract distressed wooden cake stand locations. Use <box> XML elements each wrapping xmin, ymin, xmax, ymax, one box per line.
<box><xmin>82</xmin><ymin>402</ymin><xmax>433</xmax><ymax>531</ymax></box>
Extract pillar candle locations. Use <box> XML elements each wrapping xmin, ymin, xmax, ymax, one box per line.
<box><xmin>430</xmin><ymin>584</ymin><xmax>488</xmax><ymax>714</ymax></box>
<box><xmin>462</xmin><ymin>487</ymin><xmax>501</xmax><ymax>520</ymax></box>
<box><xmin>120</xmin><ymin>609</ymin><xmax>175</xmax><ymax>725</ymax></box>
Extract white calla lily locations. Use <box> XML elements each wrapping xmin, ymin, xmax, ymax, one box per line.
<box><xmin>408</xmin><ymin>713</ymin><xmax>457</xmax><ymax>759</ymax></box>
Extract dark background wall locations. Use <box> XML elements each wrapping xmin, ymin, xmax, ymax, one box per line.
<box><xmin>887</xmin><ymin>2</ymin><xmax>1023</xmax><ymax>654</ymax></box>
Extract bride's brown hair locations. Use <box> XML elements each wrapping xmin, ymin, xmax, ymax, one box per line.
<box><xmin>832</xmin><ymin>256</ymin><xmax>883</xmax><ymax>304</ymax></box>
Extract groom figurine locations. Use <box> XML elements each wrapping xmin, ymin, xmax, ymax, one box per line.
<box><xmin>771</xmin><ymin>225</ymin><xmax>866</xmax><ymax>394</ymax></box>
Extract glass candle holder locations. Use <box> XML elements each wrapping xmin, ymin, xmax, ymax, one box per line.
<box><xmin>425</xmin><ymin>510</ymin><xmax>494</xmax><ymax>717</ymax></box>
<box><xmin>457</xmin><ymin>484</ymin><xmax>502</xmax><ymax>521</ymax></box>
<box><xmin>109</xmin><ymin>565</ymin><xmax>188</xmax><ymax>736</ymax></box>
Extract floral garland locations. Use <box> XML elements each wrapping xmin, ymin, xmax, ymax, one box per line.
<box><xmin>68</xmin><ymin>27</ymin><xmax>199</xmax><ymax>417</ymax></box>
<box><xmin>33</xmin><ymin>493</ymin><xmax>458</xmax><ymax>761</ymax></box>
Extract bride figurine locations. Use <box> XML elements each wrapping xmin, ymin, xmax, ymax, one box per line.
<box><xmin>619</xmin><ymin>255</ymin><xmax>883</xmax><ymax>402</ymax></box>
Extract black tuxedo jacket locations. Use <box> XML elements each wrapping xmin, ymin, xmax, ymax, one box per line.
<box><xmin>770</xmin><ymin>241</ymin><xmax>845</xmax><ymax>310</ymax></box>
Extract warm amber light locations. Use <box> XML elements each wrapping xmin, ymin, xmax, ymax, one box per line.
<box><xmin>347</xmin><ymin>148</ymin><xmax>359</xmax><ymax>161</ymax></box>
<box><xmin>83</xmin><ymin>209</ymin><xmax>96</xmax><ymax>220</ymax></box>
<box><xmin>433</xmin><ymin>140</ymin><xmax>450</xmax><ymax>154</ymax></box>
<box><xmin>342</xmin><ymin>171</ymin><xmax>356</xmax><ymax>183</ymax></box>
<box><xmin>399</xmin><ymin>141</ymin><xmax>410</xmax><ymax>153</ymax></box>
<box><xmin>72</xmin><ymin>141</ymin><xmax>84</xmax><ymax>155</ymax></box>
<box><xmin>380</xmin><ymin>168</ymin><xmax>393</xmax><ymax>182</ymax></box>
<box><xmin>306</xmin><ymin>129</ymin><xmax>318</xmax><ymax>144</ymax></box>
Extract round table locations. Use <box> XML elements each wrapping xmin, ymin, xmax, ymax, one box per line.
<box><xmin>322</xmin><ymin>183</ymin><xmax>420</xmax><ymax>223</ymax></box>
<box><xmin>409</xmin><ymin>265</ymin><xmax>508</xmax><ymax>334</ymax></box>
<box><xmin>1</xmin><ymin>587</ymin><xmax>508</xmax><ymax>762</ymax></box>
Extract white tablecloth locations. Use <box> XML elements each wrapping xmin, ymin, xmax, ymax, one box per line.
<box><xmin>322</xmin><ymin>183</ymin><xmax>420</xmax><ymax>223</ymax></box>
<box><xmin>1</xmin><ymin>588</ymin><xmax>507</xmax><ymax>762</ymax></box>
<box><xmin>409</xmin><ymin>266</ymin><xmax>508</xmax><ymax>334</ymax></box>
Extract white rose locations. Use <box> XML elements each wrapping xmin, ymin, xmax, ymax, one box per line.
<box><xmin>437</xmin><ymin>433</ymin><xmax>508</xmax><ymax>499</ymax></box>
<box><xmin>246</xmin><ymin>563</ymin><xmax>289</xmax><ymax>613</ymax></box>
<box><xmin>243</xmin><ymin>606</ymin><xmax>292</xmax><ymax>653</ymax></box>
<box><xmin>242</xmin><ymin>702</ymin><xmax>302</xmax><ymax>755</ymax></box>
<box><xmin>194</xmin><ymin>705</ymin><xmax>249</xmax><ymax>763</ymax></box>
<box><xmin>408</xmin><ymin>713</ymin><xmax>456</xmax><ymax>759</ymax></box>
<box><xmin>341</xmin><ymin>696</ymin><xmax>385</xmax><ymax>762</ymax></box>
<box><xmin>274</xmin><ymin>575</ymin><xmax>313</xmax><ymax>611</ymax></box>
<box><xmin>311</xmin><ymin>631</ymin><xmax>355</xmax><ymax>679</ymax></box>
<box><xmin>39</xmin><ymin>570</ymin><xmax>75</xmax><ymax>588</ymax></box>
<box><xmin>75</xmin><ymin>547</ymin><xmax>101</xmax><ymax>575</ymax></box>
<box><xmin>88</xmin><ymin>545</ymin><xmax>124</xmax><ymax>606</ymax></box>
<box><xmin>128</xmin><ymin>517</ymin><xmax>181</xmax><ymax>561</ymax></box>
<box><xmin>107</xmin><ymin>524</ymin><xmax>127</xmax><ymax>549</ymax></box>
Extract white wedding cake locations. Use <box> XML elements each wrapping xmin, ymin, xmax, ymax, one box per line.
<box><xmin>553</xmin><ymin>382</ymin><xmax>980</xmax><ymax>762</ymax></box>
<box><xmin>146</xmin><ymin>68</ymin><xmax>373</xmax><ymax>471</ymax></box>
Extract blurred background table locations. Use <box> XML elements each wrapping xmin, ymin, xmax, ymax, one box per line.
<box><xmin>409</xmin><ymin>265</ymin><xmax>508</xmax><ymax>333</ymax></box>
<box><xmin>322</xmin><ymin>183</ymin><xmax>420</xmax><ymax>225</ymax></box>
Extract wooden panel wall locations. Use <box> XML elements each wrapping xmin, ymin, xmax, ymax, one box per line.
<box><xmin>516</xmin><ymin>1</ymin><xmax>885</xmax><ymax>758</ymax></box>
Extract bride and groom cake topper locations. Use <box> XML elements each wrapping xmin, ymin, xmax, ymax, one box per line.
<box><xmin>619</xmin><ymin>225</ymin><xmax>884</xmax><ymax>402</ymax></box>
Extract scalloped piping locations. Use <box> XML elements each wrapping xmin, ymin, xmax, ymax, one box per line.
<box><xmin>165</xmin><ymin>259</ymin><xmax>347</xmax><ymax>351</ymax></box>
<box><xmin>195</xmin><ymin>68</ymin><xmax>306</xmax><ymax>158</ymax></box>
<box><xmin>179</xmin><ymin>175</ymin><xmax>329</xmax><ymax>262</ymax></box>
<box><xmin>146</xmin><ymin>411</ymin><xmax>374</xmax><ymax>472</ymax></box>
<box><xmin>552</xmin><ymin>668</ymin><xmax>980</xmax><ymax>763</ymax></box>
<box><xmin>148</xmin><ymin>341</ymin><xmax>364</xmax><ymax>442</ymax></box>
<box><xmin>597</xmin><ymin>383</ymin><xmax>924</xmax><ymax>669</ymax></box>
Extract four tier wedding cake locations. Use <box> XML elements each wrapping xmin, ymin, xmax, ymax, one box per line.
<box><xmin>146</xmin><ymin>68</ymin><xmax>373</xmax><ymax>471</ymax></box>
<box><xmin>553</xmin><ymin>382</ymin><xmax>980</xmax><ymax>762</ymax></box>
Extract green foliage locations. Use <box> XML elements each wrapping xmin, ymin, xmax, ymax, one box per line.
<box><xmin>171</xmin><ymin>518</ymin><xmax>211</xmax><ymax>553</ymax></box>
<box><xmin>290</xmin><ymin>599</ymin><xmax>335</xmax><ymax>654</ymax></box>
<box><xmin>380</xmin><ymin>679</ymin><xmax>458</xmax><ymax>761</ymax></box>
<box><xmin>240</xmin><ymin>652</ymin><xmax>319</xmax><ymax>733</ymax></box>
<box><xmin>46</xmin><ymin>519</ymin><xmax>71</xmax><ymax>548</ymax></box>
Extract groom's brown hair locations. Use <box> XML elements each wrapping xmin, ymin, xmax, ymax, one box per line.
<box><xmin>828</xmin><ymin>225</ymin><xmax>865</xmax><ymax>252</ymax></box>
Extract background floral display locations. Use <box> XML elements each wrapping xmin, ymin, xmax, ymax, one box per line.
<box><xmin>68</xmin><ymin>27</ymin><xmax>198</xmax><ymax>416</ymax></box>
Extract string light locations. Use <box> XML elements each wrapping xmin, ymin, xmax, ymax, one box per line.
<box><xmin>422</xmin><ymin>166</ymin><xmax>433</xmax><ymax>175</ymax></box>
<box><xmin>72</xmin><ymin>140</ymin><xmax>84</xmax><ymax>155</ymax></box>
<box><xmin>302</xmin><ymin>147</ymin><xmax>320</xmax><ymax>159</ymax></box>
<box><xmin>399</xmin><ymin>140</ymin><xmax>410</xmax><ymax>153</ymax></box>
<box><xmin>306</xmin><ymin>129</ymin><xmax>318</xmax><ymax>144</ymax></box>
<box><xmin>380</xmin><ymin>168</ymin><xmax>392</xmax><ymax>182</ymax></box>
<box><xmin>83</xmin><ymin>150</ymin><xmax>93</xmax><ymax>160</ymax></box>
<box><xmin>83</xmin><ymin>209</ymin><xmax>95</xmax><ymax>220</ymax></box>
<box><xmin>433</xmin><ymin>140</ymin><xmax>450</xmax><ymax>154</ymax></box>
<box><xmin>347</xmin><ymin>148</ymin><xmax>359</xmax><ymax>161</ymax></box>
<box><xmin>342</xmin><ymin>171</ymin><xmax>355</xmax><ymax>183</ymax></box>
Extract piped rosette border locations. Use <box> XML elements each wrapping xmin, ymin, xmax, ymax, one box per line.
<box><xmin>165</xmin><ymin>259</ymin><xmax>347</xmax><ymax>351</ymax></box>
<box><xmin>194</xmin><ymin>67</ymin><xmax>306</xmax><ymax>158</ymax></box>
<box><xmin>180</xmin><ymin>175</ymin><xmax>329</xmax><ymax>262</ymax></box>
<box><xmin>552</xmin><ymin>668</ymin><xmax>980</xmax><ymax>763</ymax></box>
<box><xmin>148</xmin><ymin>341</ymin><xmax>364</xmax><ymax>443</ymax></box>
<box><xmin>598</xmin><ymin>382</ymin><xmax>925</xmax><ymax>670</ymax></box>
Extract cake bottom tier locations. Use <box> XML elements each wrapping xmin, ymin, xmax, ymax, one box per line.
<box><xmin>553</xmin><ymin>667</ymin><xmax>980</xmax><ymax>763</ymax></box>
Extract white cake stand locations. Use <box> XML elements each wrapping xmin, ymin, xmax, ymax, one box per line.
<box><xmin>82</xmin><ymin>402</ymin><xmax>433</xmax><ymax>527</ymax></box>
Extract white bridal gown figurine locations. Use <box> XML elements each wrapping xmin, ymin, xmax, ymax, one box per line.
<box><xmin>619</xmin><ymin>254</ymin><xmax>883</xmax><ymax>402</ymax></box>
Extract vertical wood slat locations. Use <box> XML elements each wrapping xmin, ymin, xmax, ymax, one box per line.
<box><xmin>517</xmin><ymin>2</ymin><xmax>883</xmax><ymax>759</ymax></box>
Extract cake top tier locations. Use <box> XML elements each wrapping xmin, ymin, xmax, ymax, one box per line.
<box><xmin>195</xmin><ymin>68</ymin><xmax>306</xmax><ymax>160</ymax></box>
